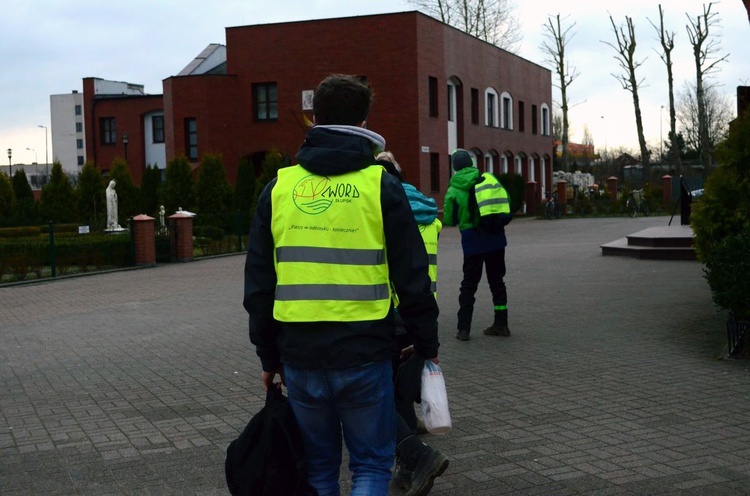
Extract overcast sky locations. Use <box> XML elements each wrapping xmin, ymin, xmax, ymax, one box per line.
<box><xmin>1</xmin><ymin>0</ymin><xmax>747</xmax><ymax>167</ymax></box>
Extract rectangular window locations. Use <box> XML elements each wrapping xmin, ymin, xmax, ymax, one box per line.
<box><xmin>518</xmin><ymin>101</ymin><xmax>525</xmax><ymax>132</ymax></box>
<box><xmin>77</xmin><ymin>139</ymin><xmax>83</xmax><ymax>149</ymax></box>
<box><xmin>430</xmin><ymin>153</ymin><xmax>440</xmax><ymax>193</ymax></box>
<box><xmin>531</xmin><ymin>104</ymin><xmax>538</xmax><ymax>134</ymax></box>
<box><xmin>471</xmin><ymin>88</ymin><xmax>479</xmax><ymax>125</ymax></box>
<box><xmin>152</xmin><ymin>115</ymin><xmax>165</xmax><ymax>143</ymax></box>
<box><xmin>75</xmin><ymin>104</ymin><xmax>82</xmax><ymax>116</ymax></box>
<box><xmin>487</xmin><ymin>93</ymin><xmax>496</xmax><ymax>127</ymax></box>
<box><xmin>75</xmin><ymin>122</ymin><xmax>83</xmax><ymax>133</ymax></box>
<box><xmin>502</xmin><ymin>96</ymin><xmax>511</xmax><ymax>129</ymax></box>
<box><xmin>185</xmin><ymin>118</ymin><xmax>198</xmax><ymax>161</ymax></box>
<box><xmin>428</xmin><ymin>77</ymin><xmax>438</xmax><ymax>118</ymax></box>
<box><xmin>542</xmin><ymin>107</ymin><xmax>549</xmax><ymax>135</ymax></box>
<box><xmin>100</xmin><ymin>117</ymin><xmax>115</xmax><ymax>145</ymax></box>
<box><xmin>253</xmin><ymin>83</ymin><xmax>278</xmax><ymax>121</ymax></box>
<box><xmin>77</xmin><ymin>156</ymin><xmax>84</xmax><ymax>166</ymax></box>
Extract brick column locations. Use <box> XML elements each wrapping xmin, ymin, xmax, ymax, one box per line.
<box><xmin>607</xmin><ymin>176</ymin><xmax>619</xmax><ymax>205</ymax></box>
<box><xmin>525</xmin><ymin>181</ymin><xmax>538</xmax><ymax>216</ymax></box>
<box><xmin>556</xmin><ymin>180</ymin><xmax>567</xmax><ymax>216</ymax></box>
<box><xmin>132</xmin><ymin>215</ymin><xmax>156</xmax><ymax>266</ymax></box>
<box><xmin>662</xmin><ymin>175</ymin><xmax>673</xmax><ymax>212</ymax></box>
<box><xmin>170</xmin><ymin>212</ymin><xmax>194</xmax><ymax>262</ymax></box>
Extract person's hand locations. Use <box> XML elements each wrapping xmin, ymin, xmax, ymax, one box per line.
<box><xmin>431</xmin><ymin>355</ymin><xmax>440</xmax><ymax>365</ymax></box>
<box><xmin>399</xmin><ymin>345</ymin><xmax>414</xmax><ymax>361</ymax></box>
<box><xmin>262</xmin><ymin>367</ymin><xmax>285</xmax><ymax>389</ymax></box>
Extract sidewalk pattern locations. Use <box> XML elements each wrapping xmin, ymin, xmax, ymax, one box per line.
<box><xmin>2</xmin><ymin>216</ymin><xmax>749</xmax><ymax>495</ymax></box>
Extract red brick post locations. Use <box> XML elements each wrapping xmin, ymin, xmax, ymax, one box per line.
<box><xmin>132</xmin><ymin>215</ymin><xmax>156</xmax><ymax>266</ymax></box>
<box><xmin>170</xmin><ymin>212</ymin><xmax>194</xmax><ymax>262</ymax></box>
<box><xmin>607</xmin><ymin>177</ymin><xmax>619</xmax><ymax>205</ymax></box>
<box><xmin>556</xmin><ymin>180</ymin><xmax>567</xmax><ymax>216</ymax></box>
<box><xmin>662</xmin><ymin>175</ymin><xmax>673</xmax><ymax>212</ymax></box>
<box><xmin>525</xmin><ymin>181</ymin><xmax>538</xmax><ymax>216</ymax></box>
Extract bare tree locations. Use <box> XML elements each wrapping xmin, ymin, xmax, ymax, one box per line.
<box><xmin>686</xmin><ymin>2</ymin><xmax>729</xmax><ymax>171</ymax></box>
<box><xmin>649</xmin><ymin>4</ymin><xmax>683</xmax><ymax>174</ymax></box>
<box><xmin>604</xmin><ymin>14</ymin><xmax>651</xmax><ymax>176</ymax></box>
<box><xmin>676</xmin><ymin>81</ymin><xmax>732</xmax><ymax>158</ymax></box>
<box><xmin>581</xmin><ymin>125</ymin><xmax>595</xmax><ymax>168</ymax></box>
<box><xmin>407</xmin><ymin>0</ymin><xmax>522</xmax><ymax>52</ymax></box>
<box><xmin>541</xmin><ymin>14</ymin><xmax>579</xmax><ymax>171</ymax></box>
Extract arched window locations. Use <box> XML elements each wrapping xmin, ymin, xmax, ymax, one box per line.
<box><xmin>484</xmin><ymin>88</ymin><xmax>499</xmax><ymax>128</ymax></box>
<box><xmin>541</xmin><ymin>103</ymin><xmax>550</xmax><ymax>136</ymax></box>
<box><xmin>501</xmin><ymin>91</ymin><xmax>513</xmax><ymax>130</ymax></box>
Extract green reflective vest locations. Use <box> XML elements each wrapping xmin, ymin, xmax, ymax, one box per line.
<box><xmin>270</xmin><ymin>165</ymin><xmax>391</xmax><ymax>322</ymax></box>
<box><xmin>475</xmin><ymin>172</ymin><xmax>510</xmax><ymax>217</ymax></box>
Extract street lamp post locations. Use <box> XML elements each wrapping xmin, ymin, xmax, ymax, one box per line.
<box><xmin>660</xmin><ymin>106</ymin><xmax>665</xmax><ymax>163</ymax></box>
<box><xmin>26</xmin><ymin>147</ymin><xmax>37</xmax><ymax>163</ymax></box>
<box><xmin>38</xmin><ymin>125</ymin><xmax>48</xmax><ymax>183</ymax></box>
<box><xmin>7</xmin><ymin>148</ymin><xmax>12</xmax><ymax>177</ymax></box>
<box><xmin>122</xmin><ymin>132</ymin><xmax>129</xmax><ymax>161</ymax></box>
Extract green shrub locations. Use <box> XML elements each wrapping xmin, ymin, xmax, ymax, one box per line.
<box><xmin>692</xmin><ymin>109</ymin><xmax>750</xmax><ymax>262</ymax></box>
<box><xmin>193</xmin><ymin>225</ymin><xmax>224</xmax><ymax>240</ymax></box>
<box><xmin>704</xmin><ymin>230</ymin><xmax>750</xmax><ymax>320</ymax></box>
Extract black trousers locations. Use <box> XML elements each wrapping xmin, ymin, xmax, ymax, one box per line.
<box><xmin>457</xmin><ymin>248</ymin><xmax>507</xmax><ymax>331</ymax></box>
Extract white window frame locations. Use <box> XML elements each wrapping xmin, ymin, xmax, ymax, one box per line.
<box><xmin>501</xmin><ymin>92</ymin><xmax>513</xmax><ymax>130</ymax></box>
<box><xmin>541</xmin><ymin>103</ymin><xmax>550</xmax><ymax>136</ymax></box>
<box><xmin>485</xmin><ymin>88</ymin><xmax>499</xmax><ymax>128</ymax></box>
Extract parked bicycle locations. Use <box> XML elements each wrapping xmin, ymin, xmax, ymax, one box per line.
<box><xmin>626</xmin><ymin>188</ymin><xmax>649</xmax><ymax>218</ymax></box>
<box><xmin>544</xmin><ymin>190</ymin><xmax>561</xmax><ymax>219</ymax></box>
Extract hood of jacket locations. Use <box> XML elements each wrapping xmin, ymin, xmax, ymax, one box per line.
<box><xmin>295</xmin><ymin>126</ymin><xmax>385</xmax><ymax>176</ymax></box>
<box><xmin>402</xmin><ymin>182</ymin><xmax>438</xmax><ymax>225</ymax></box>
<box><xmin>448</xmin><ymin>167</ymin><xmax>480</xmax><ymax>192</ymax></box>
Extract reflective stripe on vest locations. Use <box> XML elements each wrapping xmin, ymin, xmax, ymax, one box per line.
<box><xmin>475</xmin><ymin>173</ymin><xmax>511</xmax><ymax>216</ymax></box>
<box><xmin>271</xmin><ymin>164</ymin><xmax>390</xmax><ymax>322</ymax></box>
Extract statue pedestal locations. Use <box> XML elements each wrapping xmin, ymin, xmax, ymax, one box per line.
<box><xmin>104</xmin><ymin>227</ymin><xmax>127</xmax><ymax>234</ymax></box>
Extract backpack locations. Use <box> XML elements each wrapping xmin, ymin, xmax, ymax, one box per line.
<box><xmin>472</xmin><ymin>172</ymin><xmax>511</xmax><ymax>235</ymax></box>
<box><xmin>225</xmin><ymin>385</ymin><xmax>317</xmax><ymax>496</ymax></box>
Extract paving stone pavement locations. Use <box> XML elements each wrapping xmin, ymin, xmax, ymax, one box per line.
<box><xmin>2</xmin><ymin>215</ymin><xmax>750</xmax><ymax>496</ymax></box>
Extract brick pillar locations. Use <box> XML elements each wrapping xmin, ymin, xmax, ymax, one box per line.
<box><xmin>170</xmin><ymin>212</ymin><xmax>194</xmax><ymax>262</ymax></box>
<box><xmin>662</xmin><ymin>175</ymin><xmax>673</xmax><ymax>212</ymax></box>
<box><xmin>556</xmin><ymin>180</ymin><xmax>567</xmax><ymax>216</ymax></box>
<box><xmin>607</xmin><ymin>176</ymin><xmax>619</xmax><ymax>205</ymax></box>
<box><xmin>525</xmin><ymin>181</ymin><xmax>538</xmax><ymax>216</ymax></box>
<box><xmin>132</xmin><ymin>215</ymin><xmax>156</xmax><ymax>266</ymax></box>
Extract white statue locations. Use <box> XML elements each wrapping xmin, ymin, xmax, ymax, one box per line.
<box><xmin>106</xmin><ymin>180</ymin><xmax>121</xmax><ymax>230</ymax></box>
<box><xmin>159</xmin><ymin>205</ymin><xmax>166</xmax><ymax>227</ymax></box>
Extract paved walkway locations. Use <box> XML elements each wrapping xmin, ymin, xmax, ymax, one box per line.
<box><xmin>2</xmin><ymin>216</ymin><xmax>749</xmax><ymax>495</ymax></box>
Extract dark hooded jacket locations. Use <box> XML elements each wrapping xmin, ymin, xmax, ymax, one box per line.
<box><xmin>244</xmin><ymin>127</ymin><xmax>439</xmax><ymax>371</ymax></box>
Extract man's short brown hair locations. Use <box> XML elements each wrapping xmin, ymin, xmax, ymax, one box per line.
<box><xmin>313</xmin><ymin>74</ymin><xmax>373</xmax><ymax>126</ymax></box>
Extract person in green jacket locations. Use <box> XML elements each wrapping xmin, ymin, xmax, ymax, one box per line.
<box><xmin>443</xmin><ymin>149</ymin><xmax>512</xmax><ymax>341</ymax></box>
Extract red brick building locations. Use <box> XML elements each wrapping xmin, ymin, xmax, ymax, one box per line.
<box><xmin>83</xmin><ymin>11</ymin><xmax>553</xmax><ymax>208</ymax></box>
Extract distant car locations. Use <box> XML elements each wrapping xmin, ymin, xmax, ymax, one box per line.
<box><xmin>691</xmin><ymin>188</ymin><xmax>704</xmax><ymax>199</ymax></box>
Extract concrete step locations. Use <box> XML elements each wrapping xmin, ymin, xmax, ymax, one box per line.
<box><xmin>601</xmin><ymin>225</ymin><xmax>696</xmax><ymax>260</ymax></box>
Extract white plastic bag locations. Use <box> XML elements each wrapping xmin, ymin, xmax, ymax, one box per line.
<box><xmin>420</xmin><ymin>361</ymin><xmax>451</xmax><ymax>434</ymax></box>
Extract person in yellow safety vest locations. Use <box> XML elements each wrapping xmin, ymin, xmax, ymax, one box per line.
<box><xmin>244</xmin><ymin>75</ymin><xmax>441</xmax><ymax>496</ymax></box>
<box><xmin>375</xmin><ymin>150</ymin><xmax>448</xmax><ymax>494</ymax></box>
<box><xmin>443</xmin><ymin>148</ymin><xmax>513</xmax><ymax>341</ymax></box>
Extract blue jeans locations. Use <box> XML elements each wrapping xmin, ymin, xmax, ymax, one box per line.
<box><xmin>284</xmin><ymin>360</ymin><xmax>396</xmax><ymax>496</ymax></box>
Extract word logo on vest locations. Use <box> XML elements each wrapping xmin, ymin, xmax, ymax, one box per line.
<box><xmin>293</xmin><ymin>174</ymin><xmax>360</xmax><ymax>215</ymax></box>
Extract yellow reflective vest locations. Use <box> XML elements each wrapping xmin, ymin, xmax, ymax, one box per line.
<box><xmin>270</xmin><ymin>164</ymin><xmax>391</xmax><ymax>322</ymax></box>
<box><xmin>474</xmin><ymin>172</ymin><xmax>511</xmax><ymax>217</ymax></box>
<box><xmin>418</xmin><ymin>218</ymin><xmax>442</xmax><ymax>296</ymax></box>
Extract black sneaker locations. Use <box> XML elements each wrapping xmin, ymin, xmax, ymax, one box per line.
<box><xmin>455</xmin><ymin>329</ymin><xmax>470</xmax><ymax>341</ymax></box>
<box><xmin>407</xmin><ymin>448</ymin><xmax>449</xmax><ymax>496</ymax></box>
<box><xmin>483</xmin><ymin>324</ymin><xmax>510</xmax><ymax>337</ymax></box>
